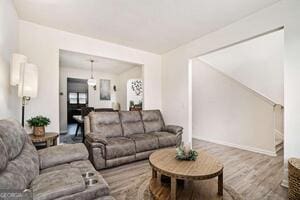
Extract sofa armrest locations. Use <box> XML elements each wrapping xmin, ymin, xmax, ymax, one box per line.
<box><xmin>84</xmin><ymin>137</ymin><xmax>106</xmax><ymax>170</ymax></box>
<box><xmin>164</xmin><ymin>125</ymin><xmax>183</xmax><ymax>147</ymax></box>
<box><xmin>164</xmin><ymin>125</ymin><xmax>183</xmax><ymax>135</ymax></box>
<box><xmin>85</xmin><ymin>132</ymin><xmax>108</xmax><ymax>145</ymax></box>
<box><xmin>38</xmin><ymin>143</ymin><xmax>89</xmax><ymax>170</ymax></box>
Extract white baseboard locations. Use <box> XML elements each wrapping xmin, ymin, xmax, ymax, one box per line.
<box><xmin>281</xmin><ymin>179</ymin><xmax>289</xmax><ymax>188</ymax></box>
<box><xmin>193</xmin><ymin>136</ymin><xmax>277</xmax><ymax>157</ymax></box>
<box><xmin>60</xmin><ymin>130</ymin><xmax>67</xmax><ymax>134</ymax></box>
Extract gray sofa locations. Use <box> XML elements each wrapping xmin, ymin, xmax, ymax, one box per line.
<box><xmin>84</xmin><ymin>110</ymin><xmax>183</xmax><ymax>170</ymax></box>
<box><xmin>0</xmin><ymin>119</ymin><xmax>114</xmax><ymax>200</ymax></box>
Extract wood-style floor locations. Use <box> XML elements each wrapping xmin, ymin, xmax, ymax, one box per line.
<box><xmin>100</xmin><ymin>139</ymin><xmax>287</xmax><ymax>200</ymax></box>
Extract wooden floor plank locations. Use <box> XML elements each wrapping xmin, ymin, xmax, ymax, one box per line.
<box><xmin>100</xmin><ymin>138</ymin><xmax>287</xmax><ymax>200</ymax></box>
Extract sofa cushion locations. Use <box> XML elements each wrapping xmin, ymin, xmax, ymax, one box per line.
<box><xmin>0</xmin><ymin>136</ymin><xmax>39</xmax><ymax>190</ymax></box>
<box><xmin>127</xmin><ymin>133</ymin><xmax>159</xmax><ymax>152</ymax></box>
<box><xmin>41</xmin><ymin>160</ymin><xmax>96</xmax><ymax>175</ymax></box>
<box><xmin>151</xmin><ymin>132</ymin><xmax>177</xmax><ymax>148</ymax></box>
<box><xmin>55</xmin><ymin>175</ymin><xmax>110</xmax><ymax>200</ymax></box>
<box><xmin>38</xmin><ymin>143</ymin><xmax>88</xmax><ymax>169</ymax></box>
<box><xmin>0</xmin><ymin>119</ymin><xmax>26</xmax><ymax>160</ymax></box>
<box><xmin>141</xmin><ymin>110</ymin><xmax>165</xmax><ymax>133</ymax></box>
<box><xmin>105</xmin><ymin>137</ymin><xmax>136</xmax><ymax>159</ymax></box>
<box><xmin>90</xmin><ymin>112</ymin><xmax>123</xmax><ymax>137</ymax></box>
<box><xmin>31</xmin><ymin>168</ymin><xmax>85</xmax><ymax>200</ymax></box>
<box><xmin>70</xmin><ymin>160</ymin><xmax>96</xmax><ymax>174</ymax></box>
<box><xmin>0</xmin><ymin>138</ymin><xmax>8</xmax><ymax>171</ymax></box>
<box><xmin>40</xmin><ymin>163</ymin><xmax>71</xmax><ymax>174</ymax></box>
<box><xmin>120</xmin><ymin>111</ymin><xmax>144</xmax><ymax>136</ymax></box>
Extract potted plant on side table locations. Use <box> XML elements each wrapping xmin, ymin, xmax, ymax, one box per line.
<box><xmin>27</xmin><ymin>116</ymin><xmax>51</xmax><ymax>137</ymax></box>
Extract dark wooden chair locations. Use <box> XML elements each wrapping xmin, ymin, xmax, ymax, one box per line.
<box><xmin>73</xmin><ymin>107</ymin><xmax>94</xmax><ymax>142</ymax></box>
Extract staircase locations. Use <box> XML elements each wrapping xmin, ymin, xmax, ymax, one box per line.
<box><xmin>195</xmin><ymin>58</ymin><xmax>284</xmax><ymax>156</ymax></box>
<box><xmin>196</xmin><ymin>30</ymin><xmax>284</xmax><ymax>156</ymax></box>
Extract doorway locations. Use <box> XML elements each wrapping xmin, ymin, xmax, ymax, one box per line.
<box><xmin>58</xmin><ymin>49</ymin><xmax>143</xmax><ymax>144</ymax></box>
<box><xmin>190</xmin><ymin>28</ymin><xmax>284</xmax><ymax>156</ymax></box>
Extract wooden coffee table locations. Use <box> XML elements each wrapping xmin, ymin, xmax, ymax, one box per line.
<box><xmin>149</xmin><ymin>148</ymin><xmax>223</xmax><ymax>200</ymax></box>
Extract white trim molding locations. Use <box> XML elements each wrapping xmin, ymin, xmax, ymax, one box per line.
<box><xmin>281</xmin><ymin>179</ymin><xmax>288</xmax><ymax>188</ymax></box>
<box><xmin>60</xmin><ymin>130</ymin><xmax>68</xmax><ymax>134</ymax></box>
<box><xmin>193</xmin><ymin>136</ymin><xmax>277</xmax><ymax>157</ymax></box>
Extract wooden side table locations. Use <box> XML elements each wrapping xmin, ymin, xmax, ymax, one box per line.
<box><xmin>29</xmin><ymin>132</ymin><xmax>58</xmax><ymax>149</ymax></box>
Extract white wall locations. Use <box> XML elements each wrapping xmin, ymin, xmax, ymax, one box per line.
<box><xmin>162</xmin><ymin>0</ymin><xmax>300</xmax><ymax>185</ymax></box>
<box><xmin>0</xmin><ymin>0</ymin><xmax>19</xmax><ymax>119</ymax></box>
<box><xmin>283</xmin><ymin>0</ymin><xmax>300</xmax><ymax>187</ymax></box>
<box><xmin>59</xmin><ymin>67</ymin><xmax>119</xmax><ymax>132</ymax></box>
<box><xmin>117</xmin><ymin>66</ymin><xmax>142</xmax><ymax>110</ymax></box>
<box><xmin>192</xmin><ymin>59</ymin><xmax>275</xmax><ymax>155</ymax></box>
<box><xmin>162</xmin><ymin>2</ymin><xmax>284</xmax><ymax>143</ymax></box>
<box><xmin>199</xmin><ymin>29</ymin><xmax>284</xmax><ymax>105</ymax></box>
<box><xmin>19</xmin><ymin>20</ymin><xmax>162</xmax><ymax>133</ymax></box>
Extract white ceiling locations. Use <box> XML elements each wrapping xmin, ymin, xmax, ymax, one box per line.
<box><xmin>198</xmin><ymin>29</ymin><xmax>284</xmax><ymax>104</ymax></box>
<box><xmin>13</xmin><ymin>0</ymin><xmax>280</xmax><ymax>54</ymax></box>
<box><xmin>59</xmin><ymin>50</ymin><xmax>140</xmax><ymax>74</ymax></box>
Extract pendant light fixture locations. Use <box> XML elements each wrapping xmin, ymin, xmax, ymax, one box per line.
<box><xmin>87</xmin><ymin>59</ymin><xmax>96</xmax><ymax>86</ymax></box>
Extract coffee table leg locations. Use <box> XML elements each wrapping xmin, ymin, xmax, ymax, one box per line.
<box><xmin>171</xmin><ymin>177</ymin><xmax>177</xmax><ymax>200</ymax></box>
<box><xmin>218</xmin><ymin>173</ymin><xmax>223</xmax><ymax>196</ymax></box>
<box><xmin>152</xmin><ymin>169</ymin><xmax>157</xmax><ymax>178</ymax></box>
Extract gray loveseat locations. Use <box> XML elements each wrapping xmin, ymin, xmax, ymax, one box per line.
<box><xmin>0</xmin><ymin>119</ymin><xmax>114</xmax><ymax>200</ymax></box>
<box><xmin>84</xmin><ymin>110</ymin><xmax>183</xmax><ymax>170</ymax></box>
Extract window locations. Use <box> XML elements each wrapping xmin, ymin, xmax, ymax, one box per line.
<box><xmin>69</xmin><ymin>93</ymin><xmax>78</xmax><ymax>104</ymax></box>
<box><xmin>78</xmin><ymin>93</ymin><xmax>87</xmax><ymax>104</ymax></box>
<box><xmin>69</xmin><ymin>92</ymin><xmax>88</xmax><ymax>104</ymax></box>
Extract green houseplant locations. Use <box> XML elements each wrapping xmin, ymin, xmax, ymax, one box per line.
<box><xmin>27</xmin><ymin>116</ymin><xmax>50</xmax><ymax>137</ymax></box>
<box><xmin>176</xmin><ymin>143</ymin><xmax>198</xmax><ymax>161</ymax></box>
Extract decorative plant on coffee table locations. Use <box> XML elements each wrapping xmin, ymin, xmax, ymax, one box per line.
<box><xmin>176</xmin><ymin>142</ymin><xmax>198</xmax><ymax>161</ymax></box>
<box><xmin>27</xmin><ymin>116</ymin><xmax>50</xmax><ymax>137</ymax></box>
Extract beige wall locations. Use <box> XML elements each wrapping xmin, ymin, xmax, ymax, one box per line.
<box><xmin>0</xmin><ymin>0</ymin><xmax>20</xmax><ymax>119</ymax></box>
<box><xmin>162</xmin><ymin>1</ymin><xmax>286</xmax><ymax>144</ymax></box>
<box><xmin>283</xmin><ymin>0</ymin><xmax>300</xmax><ymax>187</ymax></box>
<box><xmin>192</xmin><ymin>59</ymin><xmax>275</xmax><ymax>155</ymax></box>
<box><xmin>19</xmin><ymin>20</ymin><xmax>162</xmax><ymax>133</ymax></box>
<box><xmin>162</xmin><ymin>0</ymin><xmax>300</xmax><ymax>185</ymax></box>
<box><xmin>199</xmin><ymin>29</ymin><xmax>284</xmax><ymax>105</ymax></box>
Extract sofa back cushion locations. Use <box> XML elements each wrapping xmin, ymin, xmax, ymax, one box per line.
<box><xmin>141</xmin><ymin>110</ymin><xmax>165</xmax><ymax>133</ymax></box>
<box><xmin>119</xmin><ymin>111</ymin><xmax>144</xmax><ymax>136</ymax></box>
<box><xmin>0</xmin><ymin>119</ymin><xmax>39</xmax><ymax>189</ymax></box>
<box><xmin>89</xmin><ymin>112</ymin><xmax>122</xmax><ymax>137</ymax></box>
<box><xmin>0</xmin><ymin>134</ymin><xmax>39</xmax><ymax>190</ymax></box>
<box><xmin>0</xmin><ymin>138</ymin><xmax>8</xmax><ymax>171</ymax></box>
<box><xmin>0</xmin><ymin>119</ymin><xmax>26</xmax><ymax>160</ymax></box>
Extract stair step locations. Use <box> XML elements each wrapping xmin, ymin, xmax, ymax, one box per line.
<box><xmin>275</xmin><ymin>137</ymin><xmax>283</xmax><ymax>146</ymax></box>
<box><xmin>276</xmin><ymin>142</ymin><xmax>283</xmax><ymax>152</ymax></box>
